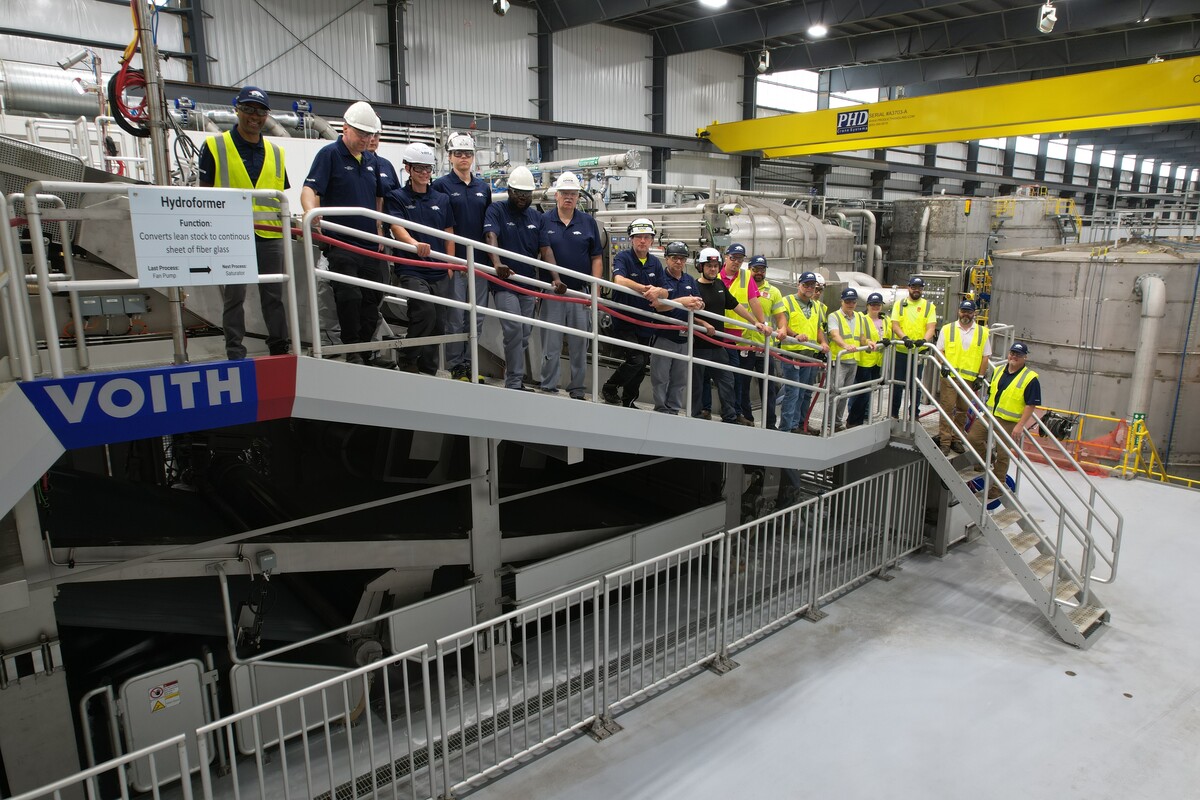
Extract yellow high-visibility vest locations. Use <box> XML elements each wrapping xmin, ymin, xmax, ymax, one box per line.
<box><xmin>890</xmin><ymin>296</ymin><xmax>936</xmax><ymax>352</ymax></box>
<box><xmin>208</xmin><ymin>131</ymin><xmax>286</xmax><ymax>238</ymax></box>
<box><xmin>829</xmin><ymin>308</ymin><xmax>865</xmax><ymax>362</ymax></box>
<box><xmin>987</xmin><ymin>364</ymin><xmax>1038</xmax><ymax>422</ymax></box>
<box><xmin>857</xmin><ymin>314</ymin><xmax>885</xmax><ymax>368</ymax></box>
<box><xmin>779</xmin><ymin>294</ymin><xmax>822</xmax><ymax>353</ymax></box>
<box><xmin>940</xmin><ymin>321</ymin><xmax>989</xmax><ymax>380</ymax></box>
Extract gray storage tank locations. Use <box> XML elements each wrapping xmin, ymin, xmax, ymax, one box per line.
<box><xmin>990</xmin><ymin>241</ymin><xmax>1200</xmax><ymax>473</ymax></box>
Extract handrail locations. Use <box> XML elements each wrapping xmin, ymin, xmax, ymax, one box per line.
<box><xmin>918</xmin><ymin>346</ymin><xmax>1123</xmax><ymax>590</ymax></box>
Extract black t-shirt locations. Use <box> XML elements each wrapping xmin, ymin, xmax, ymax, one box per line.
<box><xmin>694</xmin><ymin>278</ymin><xmax>738</xmax><ymax>348</ymax></box>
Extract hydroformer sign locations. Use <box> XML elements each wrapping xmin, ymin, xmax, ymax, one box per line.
<box><xmin>19</xmin><ymin>356</ymin><xmax>297</xmax><ymax>450</ymax></box>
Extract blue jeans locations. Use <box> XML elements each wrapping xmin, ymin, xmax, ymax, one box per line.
<box><xmin>780</xmin><ymin>363</ymin><xmax>818</xmax><ymax>431</ymax></box>
<box><xmin>848</xmin><ymin>364</ymin><xmax>880</xmax><ymax>426</ymax></box>
<box><xmin>891</xmin><ymin>350</ymin><xmax>922</xmax><ymax>418</ymax></box>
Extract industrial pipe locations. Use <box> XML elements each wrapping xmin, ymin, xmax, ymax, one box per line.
<box><xmin>305</xmin><ymin>113</ymin><xmax>339</xmax><ymax>140</ymax></box>
<box><xmin>0</xmin><ymin>59</ymin><xmax>111</xmax><ymax>117</ymax></box>
<box><xmin>1127</xmin><ymin>273</ymin><xmax>1166</xmax><ymax>429</ymax></box>
<box><xmin>527</xmin><ymin>150</ymin><xmax>641</xmax><ymax>173</ymax></box>
<box><xmin>839</xmin><ymin>209</ymin><xmax>877</xmax><ymax>281</ymax></box>
<box><xmin>917</xmin><ymin>205</ymin><xmax>932</xmax><ymax>267</ymax></box>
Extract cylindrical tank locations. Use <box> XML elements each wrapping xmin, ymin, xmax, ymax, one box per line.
<box><xmin>725</xmin><ymin>198</ymin><xmax>855</xmax><ymax>282</ymax></box>
<box><xmin>990</xmin><ymin>241</ymin><xmax>1200</xmax><ymax>473</ymax></box>
<box><xmin>889</xmin><ymin>196</ymin><xmax>1066</xmax><ymax>286</ymax></box>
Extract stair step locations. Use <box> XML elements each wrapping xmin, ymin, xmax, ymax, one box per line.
<box><xmin>991</xmin><ymin>509</ymin><xmax>1023</xmax><ymax>528</ymax></box>
<box><xmin>1006</xmin><ymin>531</ymin><xmax>1041</xmax><ymax>554</ymax></box>
<box><xmin>1067</xmin><ymin>604</ymin><xmax>1106</xmax><ymax>633</ymax></box>
<box><xmin>1054</xmin><ymin>580</ymin><xmax>1082</xmax><ymax>601</ymax></box>
<box><xmin>1029</xmin><ymin>554</ymin><xmax>1056</xmax><ymax>579</ymax></box>
<box><xmin>957</xmin><ymin>466</ymin><xmax>983</xmax><ymax>481</ymax></box>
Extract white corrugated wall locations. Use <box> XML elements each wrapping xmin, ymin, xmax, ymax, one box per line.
<box><xmin>553</xmin><ymin>24</ymin><xmax>650</xmax><ymax>131</ymax></box>
<box><xmin>405</xmin><ymin>0</ymin><xmax>536</xmax><ymax>118</ymax></box>
<box><xmin>205</xmin><ymin>0</ymin><xmax>386</xmax><ymax>102</ymax></box>
<box><xmin>666</xmin><ymin>50</ymin><xmax>742</xmax><ymax>137</ymax></box>
<box><xmin>664</xmin><ymin>152</ymin><xmax>740</xmax><ymax>189</ymax></box>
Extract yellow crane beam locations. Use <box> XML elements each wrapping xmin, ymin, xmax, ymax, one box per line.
<box><xmin>699</xmin><ymin>57</ymin><xmax>1200</xmax><ymax>158</ymax></box>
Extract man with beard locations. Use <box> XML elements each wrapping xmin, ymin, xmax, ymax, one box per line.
<box><xmin>890</xmin><ymin>275</ymin><xmax>938</xmax><ymax>418</ymax></box>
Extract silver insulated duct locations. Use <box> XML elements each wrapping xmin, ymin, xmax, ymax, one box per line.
<box><xmin>0</xmin><ymin>60</ymin><xmax>109</xmax><ymax>118</ymax></box>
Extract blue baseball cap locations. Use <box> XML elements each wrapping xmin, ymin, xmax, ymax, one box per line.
<box><xmin>841</xmin><ymin>288</ymin><xmax>858</xmax><ymax>301</ymax></box>
<box><xmin>726</xmin><ymin>243</ymin><xmax>746</xmax><ymax>257</ymax></box>
<box><xmin>1010</xmin><ymin>342</ymin><xmax>1030</xmax><ymax>356</ymax></box>
<box><xmin>867</xmin><ymin>292</ymin><xmax>884</xmax><ymax>304</ymax></box>
<box><xmin>959</xmin><ymin>300</ymin><xmax>976</xmax><ymax>312</ymax></box>
<box><xmin>908</xmin><ymin>275</ymin><xmax>925</xmax><ymax>287</ymax></box>
<box><xmin>235</xmin><ymin>86</ymin><xmax>270</xmax><ymax>109</ymax></box>
<box><xmin>748</xmin><ymin>254</ymin><xmax>767</xmax><ymax>268</ymax></box>
<box><xmin>799</xmin><ymin>271</ymin><xmax>818</xmax><ymax>284</ymax></box>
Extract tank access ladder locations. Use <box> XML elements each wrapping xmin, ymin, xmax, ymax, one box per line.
<box><xmin>898</xmin><ymin>347</ymin><xmax>1123</xmax><ymax>649</ymax></box>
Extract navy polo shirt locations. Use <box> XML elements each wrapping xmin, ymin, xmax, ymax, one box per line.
<box><xmin>611</xmin><ymin>249</ymin><xmax>664</xmax><ymax>335</ymax></box>
<box><xmin>375</xmin><ymin>154</ymin><xmax>401</xmax><ymax>196</ymax></box>
<box><xmin>384</xmin><ymin>183</ymin><xmax>456</xmax><ymax>281</ymax></box>
<box><xmin>197</xmin><ymin>128</ymin><xmax>291</xmax><ymax>188</ymax></box>
<box><xmin>483</xmin><ymin>200</ymin><xmax>544</xmax><ymax>295</ymax></box>
<box><xmin>660</xmin><ymin>271</ymin><xmax>702</xmax><ymax>343</ymax></box>
<box><xmin>541</xmin><ymin>209</ymin><xmax>602</xmax><ymax>291</ymax></box>
<box><xmin>432</xmin><ymin>172</ymin><xmax>491</xmax><ymax>264</ymax></box>
<box><xmin>303</xmin><ymin>138</ymin><xmax>382</xmax><ymax>242</ymax></box>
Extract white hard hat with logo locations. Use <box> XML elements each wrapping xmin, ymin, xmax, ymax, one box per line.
<box><xmin>402</xmin><ymin>142</ymin><xmax>436</xmax><ymax>165</ymax></box>
<box><xmin>446</xmin><ymin>132</ymin><xmax>477</xmax><ymax>152</ymax></box>
<box><xmin>698</xmin><ymin>247</ymin><xmax>721</xmax><ymax>262</ymax></box>
<box><xmin>553</xmin><ymin>171</ymin><xmax>582</xmax><ymax>191</ymax></box>
<box><xmin>507</xmin><ymin>166</ymin><xmax>536</xmax><ymax>191</ymax></box>
<box><xmin>627</xmin><ymin>218</ymin><xmax>656</xmax><ymax>237</ymax></box>
<box><xmin>343</xmin><ymin>101</ymin><xmax>381</xmax><ymax>134</ymax></box>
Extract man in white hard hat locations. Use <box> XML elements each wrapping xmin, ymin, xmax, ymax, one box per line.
<box><xmin>302</xmin><ymin>101</ymin><xmax>386</xmax><ymax>363</ymax></box>
<box><xmin>385</xmin><ymin>142</ymin><xmax>456</xmax><ymax>375</ymax></box>
<box><xmin>197</xmin><ymin>86</ymin><xmax>290</xmax><ymax>359</ymax></box>
<box><xmin>483</xmin><ymin>166</ymin><xmax>554</xmax><ymax>390</ymax></box>
<box><xmin>433</xmin><ymin>132</ymin><xmax>492</xmax><ymax>381</ymax></box>
<box><xmin>602</xmin><ymin>217</ymin><xmax>666</xmax><ymax>407</ymax></box>
<box><xmin>539</xmin><ymin>171</ymin><xmax>603</xmax><ymax>400</ymax></box>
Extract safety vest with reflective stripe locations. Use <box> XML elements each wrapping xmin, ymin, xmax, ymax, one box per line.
<box><xmin>987</xmin><ymin>364</ymin><xmax>1038</xmax><ymax>422</ymax></box>
<box><xmin>829</xmin><ymin>308</ymin><xmax>865</xmax><ymax>362</ymax></box>
<box><xmin>208</xmin><ymin>131</ymin><xmax>285</xmax><ymax>238</ymax></box>
<box><xmin>857</xmin><ymin>314</ymin><xmax>885</xmax><ymax>368</ymax></box>
<box><xmin>723</xmin><ymin>267</ymin><xmax>754</xmax><ymax>332</ymax></box>
<box><xmin>745</xmin><ymin>280</ymin><xmax>783</xmax><ymax>344</ymax></box>
<box><xmin>890</xmin><ymin>296</ymin><xmax>936</xmax><ymax>352</ymax></box>
<box><xmin>940</xmin><ymin>321</ymin><xmax>989</xmax><ymax>380</ymax></box>
<box><xmin>779</xmin><ymin>294</ymin><xmax>822</xmax><ymax>353</ymax></box>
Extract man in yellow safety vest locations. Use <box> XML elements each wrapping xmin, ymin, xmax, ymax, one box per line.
<box><xmin>198</xmin><ymin>86</ymin><xmax>290</xmax><ymax>359</ymax></box>
<box><xmin>889</xmin><ymin>275</ymin><xmax>937</xmax><ymax>418</ymax></box>
<box><xmin>968</xmin><ymin>341</ymin><xmax>1042</xmax><ymax>501</ymax></box>
<box><xmin>826</xmin><ymin>288</ymin><xmax>876</xmax><ymax>431</ymax></box>
<box><xmin>935</xmin><ymin>299</ymin><xmax>990</xmax><ymax>453</ymax></box>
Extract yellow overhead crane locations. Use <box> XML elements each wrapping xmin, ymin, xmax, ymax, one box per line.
<box><xmin>699</xmin><ymin>56</ymin><xmax>1200</xmax><ymax>157</ymax></box>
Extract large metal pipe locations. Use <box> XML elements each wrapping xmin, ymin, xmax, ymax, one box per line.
<box><xmin>1127</xmin><ymin>272</ymin><xmax>1166</xmax><ymax>424</ymax></box>
<box><xmin>528</xmin><ymin>150</ymin><xmax>641</xmax><ymax>173</ymax></box>
<box><xmin>0</xmin><ymin>59</ymin><xmax>110</xmax><ymax>117</ymax></box>
<box><xmin>916</xmin><ymin>204</ymin><xmax>932</xmax><ymax>267</ymax></box>
<box><xmin>839</xmin><ymin>209</ymin><xmax>876</xmax><ymax>281</ymax></box>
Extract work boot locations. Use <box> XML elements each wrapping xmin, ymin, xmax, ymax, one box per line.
<box><xmin>950</xmin><ymin>440</ymin><xmax>966</xmax><ymax>454</ymax></box>
<box><xmin>601</xmin><ymin>384</ymin><xmax>620</xmax><ymax>405</ymax></box>
<box><xmin>696</xmin><ymin>410</ymin><xmax>712</xmax><ymax>420</ymax></box>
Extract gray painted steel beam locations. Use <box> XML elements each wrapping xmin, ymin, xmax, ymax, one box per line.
<box><xmin>535</xmin><ymin>0</ymin><xmax>683</xmax><ymax>32</ymax></box>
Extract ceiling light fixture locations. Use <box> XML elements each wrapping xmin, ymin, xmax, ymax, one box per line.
<box><xmin>1037</xmin><ymin>2</ymin><xmax>1057</xmax><ymax>34</ymax></box>
<box><xmin>807</xmin><ymin>23</ymin><xmax>829</xmax><ymax>38</ymax></box>
<box><xmin>698</xmin><ymin>0</ymin><xmax>728</xmax><ymax>9</ymax></box>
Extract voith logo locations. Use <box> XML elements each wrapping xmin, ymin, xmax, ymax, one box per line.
<box><xmin>21</xmin><ymin>358</ymin><xmax>296</xmax><ymax>450</ymax></box>
<box><xmin>836</xmin><ymin>109</ymin><xmax>869</xmax><ymax>135</ymax></box>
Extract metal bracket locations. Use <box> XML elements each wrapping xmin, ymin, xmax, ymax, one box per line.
<box><xmin>706</xmin><ymin>654</ymin><xmax>740</xmax><ymax>675</ymax></box>
<box><xmin>587</xmin><ymin>715</ymin><xmax>624</xmax><ymax>741</ymax></box>
<box><xmin>804</xmin><ymin>607</ymin><xmax>828</xmax><ymax>623</ymax></box>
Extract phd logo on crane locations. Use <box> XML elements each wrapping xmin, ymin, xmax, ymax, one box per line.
<box><xmin>836</xmin><ymin>109</ymin><xmax>869</xmax><ymax>135</ymax></box>
<box><xmin>21</xmin><ymin>358</ymin><xmax>297</xmax><ymax>449</ymax></box>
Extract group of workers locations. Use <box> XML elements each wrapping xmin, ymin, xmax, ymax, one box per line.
<box><xmin>203</xmin><ymin>89</ymin><xmax>1042</xmax><ymax>500</ymax></box>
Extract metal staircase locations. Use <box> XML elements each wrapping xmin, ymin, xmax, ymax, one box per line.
<box><xmin>904</xmin><ymin>348</ymin><xmax>1123</xmax><ymax>649</ymax></box>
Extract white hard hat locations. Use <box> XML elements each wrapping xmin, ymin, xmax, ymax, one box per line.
<box><xmin>627</xmin><ymin>217</ymin><xmax>656</xmax><ymax>237</ymax></box>
<box><xmin>343</xmin><ymin>101</ymin><xmax>381</xmax><ymax>134</ymax></box>
<box><xmin>553</xmin><ymin>171</ymin><xmax>582</xmax><ymax>191</ymax></box>
<box><xmin>402</xmin><ymin>142</ymin><xmax>436</xmax><ymax>166</ymax></box>
<box><xmin>698</xmin><ymin>247</ymin><xmax>720</xmax><ymax>262</ymax></box>
<box><xmin>507</xmin><ymin>165</ymin><xmax>536</xmax><ymax>191</ymax></box>
<box><xmin>446</xmin><ymin>132</ymin><xmax>476</xmax><ymax>152</ymax></box>
<box><xmin>815</xmin><ymin>273</ymin><xmax>827</xmax><ymax>286</ymax></box>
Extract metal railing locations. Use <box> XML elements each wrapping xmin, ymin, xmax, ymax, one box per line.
<box><xmin>911</xmin><ymin>346</ymin><xmax>1124</xmax><ymax>605</ymax></box>
<box><xmin>7</xmin><ymin>734</ymin><xmax>192</xmax><ymax>800</ymax></box>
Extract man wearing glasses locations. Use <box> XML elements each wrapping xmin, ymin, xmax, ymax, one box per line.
<box><xmin>302</xmin><ymin>101</ymin><xmax>386</xmax><ymax>363</ymax></box>
<box><xmin>719</xmin><ymin>243</ymin><xmax>766</xmax><ymax>424</ymax></box>
<box><xmin>386</xmin><ymin>142</ymin><xmax>456</xmax><ymax>375</ymax></box>
<box><xmin>198</xmin><ymin>86</ymin><xmax>290</xmax><ymax>359</ymax></box>
<box><xmin>433</xmin><ymin>133</ymin><xmax>492</xmax><ymax>382</ymax></box>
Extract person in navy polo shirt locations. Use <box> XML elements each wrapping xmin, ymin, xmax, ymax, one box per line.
<box><xmin>197</xmin><ymin>86</ymin><xmax>291</xmax><ymax>360</ymax></box>
<box><xmin>483</xmin><ymin>166</ymin><xmax>553</xmax><ymax>390</ymax></box>
<box><xmin>433</xmin><ymin>132</ymin><xmax>492</xmax><ymax>382</ymax></box>
<box><xmin>650</xmin><ymin>241</ymin><xmax>705</xmax><ymax>414</ymax></box>
<box><xmin>302</xmin><ymin>101</ymin><xmax>385</xmax><ymax>362</ymax></box>
<box><xmin>602</xmin><ymin>217</ymin><xmax>667</xmax><ymax>407</ymax></box>
<box><xmin>386</xmin><ymin>142</ymin><xmax>456</xmax><ymax>375</ymax></box>
<box><xmin>539</xmin><ymin>171</ymin><xmax>602</xmax><ymax>399</ymax></box>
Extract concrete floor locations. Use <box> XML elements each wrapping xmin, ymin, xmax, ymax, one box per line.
<box><xmin>468</xmin><ymin>475</ymin><xmax>1200</xmax><ymax>800</ymax></box>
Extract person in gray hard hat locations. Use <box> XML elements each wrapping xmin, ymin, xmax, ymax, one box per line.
<box><xmin>483</xmin><ymin>166</ymin><xmax>554</xmax><ymax>390</ymax></box>
<box><xmin>198</xmin><ymin>86</ymin><xmax>290</xmax><ymax>359</ymax></box>
<box><xmin>385</xmin><ymin>142</ymin><xmax>456</xmax><ymax>375</ymax></box>
<box><xmin>967</xmin><ymin>341</ymin><xmax>1041</xmax><ymax>501</ymax></box>
<box><xmin>433</xmin><ymin>132</ymin><xmax>493</xmax><ymax>381</ymax></box>
<box><xmin>302</xmin><ymin>101</ymin><xmax>386</xmax><ymax>362</ymax></box>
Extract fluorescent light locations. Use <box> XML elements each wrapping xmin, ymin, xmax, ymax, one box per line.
<box><xmin>807</xmin><ymin>23</ymin><xmax>829</xmax><ymax>38</ymax></box>
<box><xmin>698</xmin><ymin>0</ymin><xmax>728</xmax><ymax>9</ymax></box>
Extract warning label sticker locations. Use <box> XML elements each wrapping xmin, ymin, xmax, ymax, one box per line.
<box><xmin>149</xmin><ymin>680</ymin><xmax>181</xmax><ymax>712</ymax></box>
